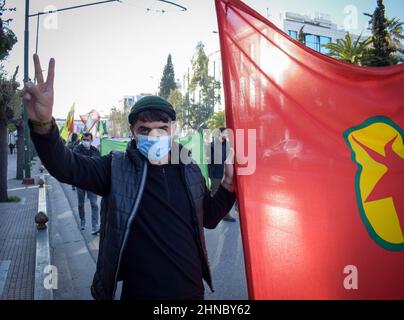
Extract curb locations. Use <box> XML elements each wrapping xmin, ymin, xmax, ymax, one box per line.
<box><xmin>34</xmin><ymin>174</ymin><xmax>54</xmax><ymax>300</ymax></box>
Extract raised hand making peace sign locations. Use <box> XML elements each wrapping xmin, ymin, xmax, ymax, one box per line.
<box><xmin>22</xmin><ymin>54</ymin><xmax>55</xmax><ymax>127</ymax></box>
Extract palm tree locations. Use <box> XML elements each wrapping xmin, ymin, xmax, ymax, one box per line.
<box><xmin>297</xmin><ymin>26</ymin><xmax>306</xmax><ymax>44</ymax></box>
<box><xmin>324</xmin><ymin>32</ymin><xmax>373</xmax><ymax>66</ymax></box>
<box><xmin>364</xmin><ymin>0</ymin><xmax>403</xmax><ymax>65</ymax></box>
<box><xmin>386</xmin><ymin>18</ymin><xmax>404</xmax><ymax>58</ymax></box>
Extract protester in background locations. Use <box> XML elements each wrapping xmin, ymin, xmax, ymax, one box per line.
<box><xmin>67</xmin><ymin>133</ymin><xmax>79</xmax><ymax>190</ymax></box>
<box><xmin>73</xmin><ymin>132</ymin><xmax>100</xmax><ymax>235</ymax></box>
<box><xmin>209</xmin><ymin>128</ymin><xmax>236</xmax><ymax>222</ymax></box>
<box><xmin>68</xmin><ymin>132</ymin><xmax>79</xmax><ymax>150</ymax></box>
<box><xmin>8</xmin><ymin>142</ymin><xmax>15</xmax><ymax>154</ymax></box>
<box><xmin>8</xmin><ymin>132</ymin><xmax>16</xmax><ymax>154</ymax></box>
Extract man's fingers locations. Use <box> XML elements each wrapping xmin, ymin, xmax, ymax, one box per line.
<box><xmin>33</xmin><ymin>54</ymin><xmax>45</xmax><ymax>84</ymax></box>
<box><xmin>24</xmin><ymin>82</ymin><xmax>46</xmax><ymax>105</ymax></box>
<box><xmin>21</xmin><ymin>87</ymin><xmax>32</xmax><ymax>101</ymax></box>
<box><xmin>46</xmin><ymin>58</ymin><xmax>55</xmax><ymax>87</ymax></box>
<box><xmin>23</xmin><ymin>92</ymin><xmax>32</xmax><ymax>101</ymax></box>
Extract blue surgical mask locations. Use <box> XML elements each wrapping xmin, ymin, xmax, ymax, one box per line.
<box><xmin>136</xmin><ymin>135</ymin><xmax>171</xmax><ymax>161</ymax></box>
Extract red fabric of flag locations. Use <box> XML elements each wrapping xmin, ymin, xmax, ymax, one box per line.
<box><xmin>216</xmin><ymin>0</ymin><xmax>404</xmax><ymax>299</ymax></box>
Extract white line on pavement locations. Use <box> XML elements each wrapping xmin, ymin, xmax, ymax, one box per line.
<box><xmin>7</xmin><ymin>186</ymin><xmax>39</xmax><ymax>192</ymax></box>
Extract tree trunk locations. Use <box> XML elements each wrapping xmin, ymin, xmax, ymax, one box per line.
<box><xmin>16</xmin><ymin>121</ymin><xmax>24</xmax><ymax>180</ymax></box>
<box><xmin>0</xmin><ymin>119</ymin><xmax>9</xmax><ymax>202</ymax></box>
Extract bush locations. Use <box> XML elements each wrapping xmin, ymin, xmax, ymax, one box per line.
<box><xmin>7</xmin><ymin>195</ymin><xmax>20</xmax><ymax>202</ymax></box>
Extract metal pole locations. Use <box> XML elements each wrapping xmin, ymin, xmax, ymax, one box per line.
<box><xmin>21</xmin><ymin>0</ymin><xmax>121</xmax><ymax>184</ymax></box>
<box><xmin>35</xmin><ymin>14</ymin><xmax>40</xmax><ymax>55</ymax></box>
<box><xmin>23</xmin><ymin>0</ymin><xmax>31</xmax><ymax>181</ymax></box>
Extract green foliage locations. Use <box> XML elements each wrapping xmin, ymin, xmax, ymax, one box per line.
<box><xmin>364</xmin><ymin>0</ymin><xmax>403</xmax><ymax>65</ymax></box>
<box><xmin>324</xmin><ymin>32</ymin><xmax>373</xmax><ymax>66</ymax></box>
<box><xmin>189</xmin><ymin>42</ymin><xmax>210</xmax><ymax>92</ymax></box>
<box><xmin>0</xmin><ymin>66</ymin><xmax>19</xmax><ymax>122</ymax></box>
<box><xmin>297</xmin><ymin>26</ymin><xmax>306</xmax><ymax>44</ymax></box>
<box><xmin>159</xmin><ymin>54</ymin><xmax>177</xmax><ymax>99</ymax></box>
<box><xmin>370</xmin><ymin>0</ymin><xmax>394</xmax><ymax>66</ymax></box>
<box><xmin>167</xmin><ymin>88</ymin><xmax>184</xmax><ymax>126</ymax></box>
<box><xmin>182</xmin><ymin>91</ymin><xmax>191</xmax><ymax>128</ymax></box>
<box><xmin>385</xmin><ymin>17</ymin><xmax>404</xmax><ymax>62</ymax></box>
<box><xmin>7</xmin><ymin>195</ymin><xmax>20</xmax><ymax>202</ymax></box>
<box><xmin>187</xmin><ymin>42</ymin><xmax>221</xmax><ymax>130</ymax></box>
<box><xmin>206</xmin><ymin>111</ymin><xmax>225</xmax><ymax>131</ymax></box>
<box><xmin>188</xmin><ymin>100</ymin><xmax>214</xmax><ymax>131</ymax></box>
<box><xmin>0</xmin><ymin>0</ymin><xmax>17</xmax><ymax>62</ymax></box>
<box><xmin>324</xmin><ymin>1</ymin><xmax>403</xmax><ymax>66</ymax></box>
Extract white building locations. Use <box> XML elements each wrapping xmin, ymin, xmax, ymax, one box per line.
<box><xmin>182</xmin><ymin>11</ymin><xmax>356</xmax><ymax>116</ymax></box>
<box><xmin>280</xmin><ymin>12</ymin><xmax>351</xmax><ymax>55</ymax></box>
<box><xmin>123</xmin><ymin>93</ymin><xmax>153</xmax><ymax>110</ymax></box>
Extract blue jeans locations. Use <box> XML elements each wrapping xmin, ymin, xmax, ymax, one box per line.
<box><xmin>77</xmin><ymin>188</ymin><xmax>99</xmax><ymax>227</ymax></box>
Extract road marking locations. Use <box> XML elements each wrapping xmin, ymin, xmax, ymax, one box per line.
<box><xmin>7</xmin><ymin>186</ymin><xmax>39</xmax><ymax>192</ymax></box>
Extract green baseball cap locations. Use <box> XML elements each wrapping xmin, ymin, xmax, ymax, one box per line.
<box><xmin>128</xmin><ymin>95</ymin><xmax>176</xmax><ymax>124</ymax></box>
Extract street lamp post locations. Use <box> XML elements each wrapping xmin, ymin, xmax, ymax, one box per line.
<box><xmin>22</xmin><ymin>0</ymin><xmax>121</xmax><ymax>184</ymax></box>
<box><xmin>22</xmin><ymin>0</ymin><xmax>31</xmax><ymax>184</ymax></box>
<box><xmin>22</xmin><ymin>0</ymin><xmax>187</xmax><ymax>183</ymax></box>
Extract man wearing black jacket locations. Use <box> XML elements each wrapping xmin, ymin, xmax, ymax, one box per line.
<box><xmin>22</xmin><ymin>54</ymin><xmax>236</xmax><ymax>300</ymax></box>
<box><xmin>209</xmin><ymin>128</ymin><xmax>236</xmax><ymax>222</ymax></box>
<box><xmin>73</xmin><ymin>132</ymin><xmax>101</xmax><ymax>234</ymax></box>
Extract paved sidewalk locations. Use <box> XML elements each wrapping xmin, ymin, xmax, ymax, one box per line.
<box><xmin>0</xmin><ymin>155</ymin><xmax>41</xmax><ymax>300</ymax></box>
<box><xmin>46</xmin><ymin>176</ymin><xmax>95</xmax><ymax>300</ymax></box>
<box><xmin>7</xmin><ymin>153</ymin><xmax>17</xmax><ymax>181</ymax></box>
<box><xmin>60</xmin><ymin>183</ymin><xmax>101</xmax><ymax>263</ymax></box>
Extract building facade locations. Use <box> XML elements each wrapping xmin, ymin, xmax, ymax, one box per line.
<box><xmin>281</xmin><ymin>12</ymin><xmax>350</xmax><ymax>55</ymax></box>
<box><xmin>123</xmin><ymin>93</ymin><xmax>153</xmax><ymax>110</ymax></box>
<box><xmin>199</xmin><ymin>11</ymin><xmax>352</xmax><ymax>115</ymax></box>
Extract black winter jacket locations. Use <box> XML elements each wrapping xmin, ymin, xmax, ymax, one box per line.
<box><xmin>30</xmin><ymin>120</ymin><xmax>236</xmax><ymax>300</ymax></box>
<box><xmin>73</xmin><ymin>143</ymin><xmax>100</xmax><ymax>157</ymax></box>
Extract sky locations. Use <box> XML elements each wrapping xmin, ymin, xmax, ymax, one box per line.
<box><xmin>3</xmin><ymin>0</ymin><xmax>404</xmax><ymax>118</ymax></box>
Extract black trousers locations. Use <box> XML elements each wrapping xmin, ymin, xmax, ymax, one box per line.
<box><xmin>120</xmin><ymin>281</ymin><xmax>204</xmax><ymax>300</ymax></box>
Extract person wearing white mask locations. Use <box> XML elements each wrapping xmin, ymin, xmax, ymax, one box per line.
<box><xmin>73</xmin><ymin>132</ymin><xmax>101</xmax><ymax>234</ymax></box>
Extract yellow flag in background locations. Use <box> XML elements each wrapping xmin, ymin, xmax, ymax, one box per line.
<box><xmin>60</xmin><ymin>103</ymin><xmax>75</xmax><ymax>142</ymax></box>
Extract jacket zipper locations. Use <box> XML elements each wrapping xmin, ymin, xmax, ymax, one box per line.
<box><xmin>112</xmin><ymin>161</ymin><xmax>148</xmax><ymax>299</ymax></box>
<box><xmin>181</xmin><ymin>166</ymin><xmax>214</xmax><ymax>293</ymax></box>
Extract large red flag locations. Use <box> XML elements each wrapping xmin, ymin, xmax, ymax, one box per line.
<box><xmin>216</xmin><ymin>0</ymin><xmax>404</xmax><ymax>299</ymax></box>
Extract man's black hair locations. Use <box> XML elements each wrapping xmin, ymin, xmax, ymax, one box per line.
<box><xmin>71</xmin><ymin>132</ymin><xmax>78</xmax><ymax>142</ymax></box>
<box><xmin>131</xmin><ymin>110</ymin><xmax>171</xmax><ymax>125</ymax></box>
<box><xmin>83</xmin><ymin>132</ymin><xmax>93</xmax><ymax>140</ymax></box>
<box><xmin>219</xmin><ymin>127</ymin><xmax>226</xmax><ymax>132</ymax></box>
